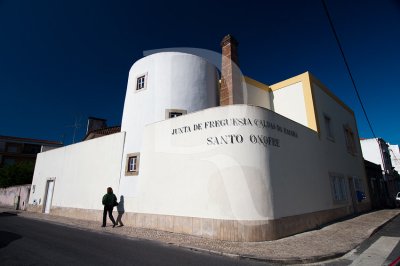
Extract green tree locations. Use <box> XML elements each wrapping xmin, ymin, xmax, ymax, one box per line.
<box><xmin>0</xmin><ymin>161</ymin><xmax>35</xmax><ymax>188</ymax></box>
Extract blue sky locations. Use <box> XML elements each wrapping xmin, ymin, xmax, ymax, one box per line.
<box><xmin>1</xmin><ymin>0</ymin><xmax>399</xmax><ymax>145</ymax></box>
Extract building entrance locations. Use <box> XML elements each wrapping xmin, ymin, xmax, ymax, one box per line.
<box><xmin>44</xmin><ymin>179</ymin><xmax>55</xmax><ymax>213</ymax></box>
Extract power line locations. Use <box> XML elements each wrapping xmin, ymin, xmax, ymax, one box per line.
<box><xmin>321</xmin><ymin>0</ymin><xmax>377</xmax><ymax>139</ymax></box>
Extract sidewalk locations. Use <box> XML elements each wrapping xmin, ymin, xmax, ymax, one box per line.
<box><xmin>1</xmin><ymin>206</ymin><xmax>399</xmax><ymax>264</ymax></box>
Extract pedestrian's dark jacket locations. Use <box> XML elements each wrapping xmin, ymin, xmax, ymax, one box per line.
<box><xmin>102</xmin><ymin>192</ymin><xmax>117</xmax><ymax>207</ymax></box>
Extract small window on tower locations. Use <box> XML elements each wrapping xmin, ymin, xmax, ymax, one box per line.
<box><xmin>128</xmin><ymin>156</ymin><xmax>137</xmax><ymax>172</ymax></box>
<box><xmin>125</xmin><ymin>153</ymin><xmax>140</xmax><ymax>176</ymax></box>
<box><xmin>165</xmin><ymin>109</ymin><xmax>187</xmax><ymax>119</ymax></box>
<box><xmin>169</xmin><ymin>112</ymin><xmax>183</xmax><ymax>118</ymax></box>
<box><xmin>136</xmin><ymin>74</ymin><xmax>147</xmax><ymax>91</ymax></box>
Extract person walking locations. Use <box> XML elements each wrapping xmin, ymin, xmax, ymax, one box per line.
<box><xmin>102</xmin><ymin>187</ymin><xmax>117</xmax><ymax>227</ymax></box>
<box><xmin>116</xmin><ymin>195</ymin><xmax>125</xmax><ymax>227</ymax></box>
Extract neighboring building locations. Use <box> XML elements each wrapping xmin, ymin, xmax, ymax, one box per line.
<box><xmin>82</xmin><ymin>117</ymin><xmax>121</xmax><ymax>141</ymax></box>
<box><xmin>28</xmin><ymin>35</ymin><xmax>370</xmax><ymax>241</ymax></box>
<box><xmin>364</xmin><ymin>159</ymin><xmax>387</xmax><ymax>209</ymax></box>
<box><xmin>360</xmin><ymin>138</ymin><xmax>399</xmax><ymax>206</ymax></box>
<box><xmin>0</xmin><ymin>135</ymin><xmax>62</xmax><ymax>167</ymax></box>
<box><xmin>389</xmin><ymin>144</ymin><xmax>400</xmax><ymax>174</ymax></box>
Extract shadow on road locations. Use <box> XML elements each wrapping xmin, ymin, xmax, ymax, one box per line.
<box><xmin>0</xmin><ymin>231</ymin><xmax>22</xmax><ymax>249</ymax></box>
<box><xmin>0</xmin><ymin>212</ymin><xmax>18</xmax><ymax>217</ymax></box>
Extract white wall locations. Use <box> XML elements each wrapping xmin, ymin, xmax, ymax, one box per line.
<box><xmin>313</xmin><ymin>82</ymin><xmax>364</xmax><ymax>163</ymax></box>
<box><xmin>122</xmin><ymin>104</ymin><xmax>365</xmax><ymax>220</ymax></box>
<box><xmin>389</xmin><ymin>144</ymin><xmax>400</xmax><ymax>173</ymax></box>
<box><xmin>244</xmin><ymin>81</ymin><xmax>271</xmax><ymax>109</ymax></box>
<box><xmin>0</xmin><ymin>184</ymin><xmax>31</xmax><ymax>210</ymax></box>
<box><xmin>29</xmin><ymin>132</ymin><xmax>125</xmax><ymax>211</ymax></box>
<box><xmin>312</xmin><ymin>82</ymin><xmax>369</xmax><ymax>199</ymax></box>
<box><xmin>119</xmin><ymin>52</ymin><xmax>219</xmax><ymax>197</ymax></box>
<box><xmin>272</xmin><ymin>82</ymin><xmax>308</xmax><ymax>127</ymax></box>
<box><xmin>361</xmin><ymin>139</ymin><xmax>382</xmax><ymax>169</ymax></box>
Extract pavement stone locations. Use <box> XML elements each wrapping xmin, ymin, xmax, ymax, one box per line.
<box><xmin>1</xmin><ymin>206</ymin><xmax>399</xmax><ymax>264</ymax></box>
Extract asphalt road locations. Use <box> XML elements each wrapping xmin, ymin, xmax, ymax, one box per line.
<box><xmin>0</xmin><ymin>212</ymin><xmax>271</xmax><ymax>266</ymax></box>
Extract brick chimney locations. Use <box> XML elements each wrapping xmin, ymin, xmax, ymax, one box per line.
<box><xmin>220</xmin><ymin>34</ymin><xmax>242</xmax><ymax>105</ymax></box>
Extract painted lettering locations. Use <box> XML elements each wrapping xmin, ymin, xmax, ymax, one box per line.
<box><xmin>207</xmin><ymin>134</ymin><xmax>244</xmax><ymax>145</ymax></box>
<box><xmin>284</xmin><ymin>128</ymin><xmax>298</xmax><ymax>138</ymax></box>
<box><xmin>249</xmin><ymin>135</ymin><xmax>280</xmax><ymax>147</ymax></box>
<box><xmin>171</xmin><ymin>126</ymin><xmax>191</xmax><ymax>135</ymax></box>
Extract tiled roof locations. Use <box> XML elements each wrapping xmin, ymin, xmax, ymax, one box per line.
<box><xmin>83</xmin><ymin>126</ymin><xmax>121</xmax><ymax>141</ymax></box>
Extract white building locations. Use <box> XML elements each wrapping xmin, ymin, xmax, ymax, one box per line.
<box><xmin>389</xmin><ymin>144</ymin><xmax>400</xmax><ymax>174</ymax></box>
<box><xmin>360</xmin><ymin>138</ymin><xmax>394</xmax><ymax>179</ymax></box>
<box><xmin>360</xmin><ymin>138</ymin><xmax>399</xmax><ymax>203</ymax></box>
<box><xmin>28</xmin><ymin>35</ymin><xmax>370</xmax><ymax>241</ymax></box>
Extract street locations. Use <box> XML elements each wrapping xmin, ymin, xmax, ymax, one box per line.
<box><xmin>315</xmin><ymin>215</ymin><xmax>400</xmax><ymax>266</ymax></box>
<box><xmin>0</xmin><ymin>212</ymin><xmax>270</xmax><ymax>266</ymax></box>
<box><xmin>2</xmin><ymin>210</ymin><xmax>400</xmax><ymax>266</ymax></box>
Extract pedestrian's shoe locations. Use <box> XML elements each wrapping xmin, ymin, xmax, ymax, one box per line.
<box><xmin>118</xmin><ymin>224</ymin><xmax>124</xmax><ymax>227</ymax></box>
<box><xmin>113</xmin><ymin>224</ymin><xmax>116</xmax><ymax>228</ymax></box>
<box><xmin>101</xmin><ymin>225</ymin><xmax>106</xmax><ymax>227</ymax></box>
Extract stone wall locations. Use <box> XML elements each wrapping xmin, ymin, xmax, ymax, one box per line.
<box><xmin>0</xmin><ymin>184</ymin><xmax>31</xmax><ymax>210</ymax></box>
<box><xmin>38</xmin><ymin>205</ymin><xmax>351</xmax><ymax>241</ymax></box>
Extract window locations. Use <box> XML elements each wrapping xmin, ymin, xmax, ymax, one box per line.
<box><xmin>324</xmin><ymin>115</ymin><xmax>334</xmax><ymax>140</ymax></box>
<box><xmin>128</xmin><ymin>156</ymin><xmax>137</xmax><ymax>172</ymax></box>
<box><xmin>0</xmin><ymin>142</ymin><xmax>5</xmax><ymax>152</ymax></box>
<box><xmin>165</xmin><ymin>109</ymin><xmax>187</xmax><ymax>119</ymax></box>
<box><xmin>343</xmin><ymin>125</ymin><xmax>357</xmax><ymax>155</ymax></box>
<box><xmin>329</xmin><ymin>173</ymin><xmax>347</xmax><ymax>203</ymax></box>
<box><xmin>136</xmin><ymin>75</ymin><xmax>146</xmax><ymax>91</ymax></box>
<box><xmin>169</xmin><ymin>112</ymin><xmax>183</xmax><ymax>118</ymax></box>
<box><xmin>125</xmin><ymin>153</ymin><xmax>140</xmax><ymax>176</ymax></box>
<box><xmin>6</xmin><ymin>144</ymin><xmax>18</xmax><ymax>153</ymax></box>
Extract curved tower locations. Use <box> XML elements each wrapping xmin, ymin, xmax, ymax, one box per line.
<box><xmin>119</xmin><ymin>52</ymin><xmax>219</xmax><ymax>196</ymax></box>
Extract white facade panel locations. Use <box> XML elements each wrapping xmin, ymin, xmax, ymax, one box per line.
<box><xmin>29</xmin><ymin>132</ymin><xmax>125</xmax><ymax>211</ymax></box>
<box><xmin>361</xmin><ymin>139</ymin><xmax>383</xmax><ymax>169</ymax></box>
<box><xmin>272</xmin><ymin>82</ymin><xmax>308</xmax><ymax>127</ymax></box>
<box><xmin>313</xmin><ymin>83</ymin><xmax>363</xmax><ymax>158</ymax></box>
<box><xmin>244</xmin><ymin>82</ymin><xmax>271</xmax><ymax>109</ymax></box>
<box><xmin>312</xmin><ymin>83</ymin><xmax>368</xmax><ymax>199</ymax></box>
<box><xmin>128</xmin><ymin>104</ymin><xmax>364</xmax><ymax>220</ymax></box>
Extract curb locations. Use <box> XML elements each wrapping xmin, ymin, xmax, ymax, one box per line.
<box><xmin>170</xmin><ymin>212</ymin><xmax>400</xmax><ymax>265</ymax></box>
<box><xmin>178</xmin><ymin>245</ymin><xmax>240</xmax><ymax>259</ymax></box>
<box><xmin>176</xmin><ymin>243</ymin><xmax>347</xmax><ymax>265</ymax></box>
<box><xmin>238</xmin><ymin>252</ymin><xmax>347</xmax><ymax>265</ymax></box>
<box><xmin>368</xmin><ymin>212</ymin><xmax>400</xmax><ymax>237</ymax></box>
